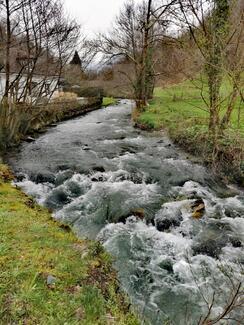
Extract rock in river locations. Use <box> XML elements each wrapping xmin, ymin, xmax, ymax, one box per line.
<box><xmin>155</xmin><ymin>202</ymin><xmax>183</xmax><ymax>231</ymax></box>
<box><xmin>191</xmin><ymin>198</ymin><xmax>205</xmax><ymax>219</ymax></box>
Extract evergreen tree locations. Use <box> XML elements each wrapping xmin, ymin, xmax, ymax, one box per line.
<box><xmin>70</xmin><ymin>51</ymin><xmax>82</xmax><ymax>66</ymax></box>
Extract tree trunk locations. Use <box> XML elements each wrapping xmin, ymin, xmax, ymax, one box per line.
<box><xmin>141</xmin><ymin>0</ymin><xmax>153</xmax><ymax>106</ymax></box>
<box><xmin>4</xmin><ymin>0</ymin><xmax>11</xmax><ymax>99</ymax></box>
<box><xmin>206</xmin><ymin>0</ymin><xmax>229</xmax><ymax>133</ymax></box>
<box><xmin>221</xmin><ymin>80</ymin><xmax>239</xmax><ymax>129</ymax></box>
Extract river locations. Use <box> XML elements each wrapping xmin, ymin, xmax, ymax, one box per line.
<box><xmin>7</xmin><ymin>100</ymin><xmax>244</xmax><ymax>324</ymax></box>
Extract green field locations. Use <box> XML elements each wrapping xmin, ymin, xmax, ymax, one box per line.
<box><xmin>0</xmin><ymin>165</ymin><xmax>139</xmax><ymax>324</ymax></box>
<box><xmin>138</xmin><ymin>78</ymin><xmax>244</xmax><ymax>134</ymax></box>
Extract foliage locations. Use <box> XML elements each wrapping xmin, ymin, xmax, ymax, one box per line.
<box><xmin>70</xmin><ymin>51</ymin><xmax>82</xmax><ymax>66</ymax></box>
<box><xmin>0</xmin><ymin>0</ymin><xmax>80</xmax><ymax>150</ymax></box>
<box><xmin>97</xmin><ymin>0</ymin><xmax>177</xmax><ymax>109</ymax></box>
<box><xmin>102</xmin><ymin>97</ymin><xmax>117</xmax><ymax>107</ymax></box>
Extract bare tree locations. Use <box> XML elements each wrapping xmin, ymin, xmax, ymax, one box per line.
<box><xmin>96</xmin><ymin>0</ymin><xmax>177</xmax><ymax>110</ymax></box>
<box><xmin>177</xmin><ymin>0</ymin><xmax>244</xmax><ymax>137</ymax></box>
<box><xmin>0</xmin><ymin>0</ymin><xmax>80</xmax><ymax>148</ymax></box>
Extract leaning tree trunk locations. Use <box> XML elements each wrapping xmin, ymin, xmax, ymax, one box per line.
<box><xmin>221</xmin><ymin>78</ymin><xmax>239</xmax><ymax>129</ymax></box>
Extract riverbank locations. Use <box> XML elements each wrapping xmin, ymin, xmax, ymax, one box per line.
<box><xmin>134</xmin><ymin>81</ymin><xmax>244</xmax><ymax>186</ymax></box>
<box><xmin>4</xmin><ymin>100</ymin><xmax>244</xmax><ymax>323</ymax></box>
<box><xmin>23</xmin><ymin>97</ymin><xmax>103</xmax><ymax>140</ymax></box>
<box><xmin>0</xmin><ymin>164</ymin><xmax>139</xmax><ymax>324</ymax></box>
<box><xmin>0</xmin><ymin>94</ymin><xmax>103</xmax><ymax>151</ymax></box>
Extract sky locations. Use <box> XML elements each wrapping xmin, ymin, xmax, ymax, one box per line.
<box><xmin>64</xmin><ymin>0</ymin><xmax>138</xmax><ymax>36</ymax></box>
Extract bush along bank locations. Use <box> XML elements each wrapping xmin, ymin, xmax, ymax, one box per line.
<box><xmin>134</xmin><ymin>84</ymin><xmax>244</xmax><ymax>186</ymax></box>
<box><xmin>0</xmin><ymin>91</ymin><xmax>103</xmax><ymax>151</ymax></box>
<box><xmin>0</xmin><ymin>164</ymin><xmax>139</xmax><ymax>324</ymax></box>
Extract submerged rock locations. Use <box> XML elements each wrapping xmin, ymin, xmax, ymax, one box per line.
<box><xmin>16</xmin><ymin>172</ymin><xmax>26</xmax><ymax>182</ymax></box>
<box><xmin>82</xmin><ymin>146</ymin><xmax>91</xmax><ymax>151</ymax></box>
<box><xmin>192</xmin><ymin>222</ymin><xmax>230</xmax><ymax>258</ymax></box>
<box><xmin>91</xmin><ymin>176</ymin><xmax>104</xmax><ymax>182</ymax></box>
<box><xmin>193</xmin><ymin>239</ymin><xmax>224</xmax><ymax>258</ymax></box>
<box><xmin>159</xmin><ymin>259</ymin><xmax>174</xmax><ymax>273</ymax></box>
<box><xmin>55</xmin><ymin>170</ymin><xmax>74</xmax><ymax>186</ymax></box>
<box><xmin>92</xmin><ymin>166</ymin><xmax>105</xmax><ymax>173</ymax></box>
<box><xmin>31</xmin><ymin>172</ymin><xmax>56</xmax><ymax>184</ymax></box>
<box><xmin>118</xmin><ymin>208</ymin><xmax>145</xmax><ymax>223</ymax></box>
<box><xmin>156</xmin><ymin>216</ymin><xmax>182</xmax><ymax>232</ymax></box>
<box><xmin>155</xmin><ymin>206</ymin><xmax>183</xmax><ymax>232</ymax></box>
<box><xmin>45</xmin><ymin>188</ymin><xmax>71</xmax><ymax>209</ymax></box>
<box><xmin>230</xmin><ymin>237</ymin><xmax>242</xmax><ymax>248</ymax></box>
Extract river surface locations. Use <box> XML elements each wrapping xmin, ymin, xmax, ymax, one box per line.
<box><xmin>7</xmin><ymin>100</ymin><xmax>244</xmax><ymax>324</ymax></box>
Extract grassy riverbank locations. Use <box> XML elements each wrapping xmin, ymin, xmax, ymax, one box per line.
<box><xmin>0</xmin><ymin>165</ymin><xmax>138</xmax><ymax>324</ymax></box>
<box><xmin>135</xmin><ymin>79</ymin><xmax>244</xmax><ymax>185</ymax></box>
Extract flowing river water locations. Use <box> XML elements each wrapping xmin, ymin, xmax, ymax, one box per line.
<box><xmin>7</xmin><ymin>100</ymin><xmax>244</xmax><ymax>324</ymax></box>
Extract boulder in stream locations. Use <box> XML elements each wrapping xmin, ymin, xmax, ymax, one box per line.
<box><xmin>156</xmin><ymin>216</ymin><xmax>182</xmax><ymax>231</ymax></box>
<box><xmin>118</xmin><ymin>208</ymin><xmax>145</xmax><ymax>223</ymax></box>
<box><xmin>131</xmin><ymin>208</ymin><xmax>145</xmax><ymax>219</ymax></box>
<box><xmin>155</xmin><ymin>204</ymin><xmax>183</xmax><ymax>232</ymax></box>
<box><xmin>191</xmin><ymin>198</ymin><xmax>205</xmax><ymax>219</ymax></box>
<box><xmin>31</xmin><ymin>172</ymin><xmax>56</xmax><ymax>184</ymax></box>
<box><xmin>25</xmin><ymin>136</ymin><xmax>35</xmax><ymax>143</ymax></box>
<box><xmin>192</xmin><ymin>221</ymin><xmax>230</xmax><ymax>258</ymax></box>
<box><xmin>92</xmin><ymin>166</ymin><xmax>105</xmax><ymax>173</ymax></box>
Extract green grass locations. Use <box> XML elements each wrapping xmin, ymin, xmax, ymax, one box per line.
<box><xmin>102</xmin><ymin>97</ymin><xmax>117</xmax><ymax>107</ymax></box>
<box><xmin>0</xmin><ymin>165</ymin><xmax>139</xmax><ymax>324</ymax></box>
<box><xmin>139</xmin><ymin>78</ymin><xmax>244</xmax><ymax>132</ymax></box>
<box><xmin>137</xmin><ymin>77</ymin><xmax>244</xmax><ymax>183</ymax></box>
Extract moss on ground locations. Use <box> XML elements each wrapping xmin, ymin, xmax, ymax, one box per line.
<box><xmin>102</xmin><ymin>97</ymin><xmax>118</xmax><ymax>107</ymax></box>
<box><xmin>0</xmin><ymin>164</ymin><xmax>139</xmax><ymax>325</ymax></box>
<box><xmin>136</xmin><ymin>79</ymin><xmax>244</xmax><ymax>184</ymax></box>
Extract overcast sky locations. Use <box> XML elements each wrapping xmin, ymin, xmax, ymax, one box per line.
<box><xmin>64</xmin><ymin>0</ymin><xmax>138</xmax><ymax>36</ymax></box>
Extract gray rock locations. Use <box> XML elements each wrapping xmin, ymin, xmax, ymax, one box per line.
<box><xmin>47</xmin><ymin>275</ymin><xmax>57</xmax><ymax>286</ymax></box>
<box><xmin>155</xmin><ymin>203</ymin><xmax>183</xmax><ymax>232</ymax></box>
<box><xmin>192</xmin><ymin>221</ymin><xmax>230</xmax><ymax>258</ymax></box>
<box><xmin>25</xmin><ymin>136</ymin><xmax>35</xmax><ymax>143</ymax></box>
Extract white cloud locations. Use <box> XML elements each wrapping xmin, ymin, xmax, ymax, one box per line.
<box><xmin>64</xmin><ymin>0</ymin><xmax>139</xmax><ymax>36</ymax></box>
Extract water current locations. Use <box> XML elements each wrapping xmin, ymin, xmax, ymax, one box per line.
<box><xmin>7</xmin><ymin>100</ymin><xmax>244</xmax><ymax>324</ymax></box>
